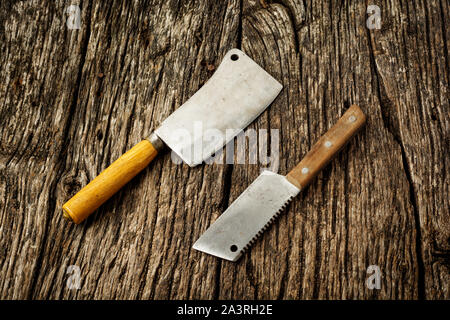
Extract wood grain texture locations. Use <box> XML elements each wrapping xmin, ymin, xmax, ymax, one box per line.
<box><xmin>0</xmin><ymin>0</ymin><xmax>448</xmax><ymax>299</ymax></box>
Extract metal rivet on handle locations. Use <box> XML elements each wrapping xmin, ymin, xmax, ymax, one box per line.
<box><xmin>301</xmin><ymin>167</ymin><xmax>309</xmax><ymax>174</ymax></box>
<box><xmin>324</xmin><ymin>141</ymin><xmax>332</xmax><ymax>148</ymax></box>
<box><xmin>348</xmin><ymin>115</ymin><xmax>356</xmax><ymax>123</ymax></box>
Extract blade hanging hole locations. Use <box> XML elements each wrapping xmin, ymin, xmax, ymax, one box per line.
<box><xmin>230</xmin><ymin>245</ymin><xmax>238</xmax><ymax>252</ymax></box>
<box><xmin>230</xmin><ymin>54</ymin><xmax>239</xmax><ymax>61</ymax></box>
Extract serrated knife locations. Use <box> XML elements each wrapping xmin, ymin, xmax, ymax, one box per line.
<box><xmin>62</xmin><ymin>49</ymin><xmax>282</xmax><ymax>224</ymax></box>
<box><xmin>193</xmin><ymin>105</ymin><xmax>366</xmax><ymax>261</ymax></box>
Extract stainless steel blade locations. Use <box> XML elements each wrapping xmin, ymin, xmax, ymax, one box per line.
<box><xmin>154</xmin><ymin>49</ymin><xmax>282</xmax><ymax>166</ymax></box>
<box><xmin>193</xmin><ymin>171</ymin><xmax>300</xmax><ymax>261</ymax></box>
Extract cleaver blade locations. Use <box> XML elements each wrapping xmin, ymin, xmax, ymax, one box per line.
<box><xmin>155</xmin><ymin>48</ymin><xmax>282</xmax><ymax>166</ymax></box>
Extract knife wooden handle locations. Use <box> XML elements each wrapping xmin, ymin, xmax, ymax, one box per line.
<box><xmin>62</xmin><ymin>139</ymin><xmax>159</xmax><ymax>224</ymax></box>
<box><xmin>286</xmin><ymin>105</ymin><xmax>366</xmax><ymax>189</ymax></box>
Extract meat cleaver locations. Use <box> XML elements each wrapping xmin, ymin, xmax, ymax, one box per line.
<box><xmin>63</xmin><ymin>49</ymin><xmax>282</xmax><ymax>224</ymax></box>
<box><xmin>193</xmin><ymin>105</ymin><xmax>366</xmax><ymax>261</ymax></box>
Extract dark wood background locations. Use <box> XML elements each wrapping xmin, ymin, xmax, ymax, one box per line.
<box><xmin>0</xmin><ymin>0</ymin><xmax>448</xmax><ymax>299</ymax></box>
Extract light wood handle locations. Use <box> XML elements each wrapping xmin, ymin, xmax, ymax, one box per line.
<box><xmin>62</xmin><ymin>140</ymin><xmax>158</xmax><ymax>224</ymax></box>
<box><xmin>286</xmin><ymin>105</ymin><xmax>366</xmax><ymax>189</ymax></box>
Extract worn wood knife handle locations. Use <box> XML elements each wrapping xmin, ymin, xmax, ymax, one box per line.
<box><xmin>62</xmin><ymin>139</ymin><xmax>160</xmax><ymax>224</ymax></box>
<box><xmin>286</xmin><ymin>105</ymin><xmax>366</xmax><ymax>189</ymax></box>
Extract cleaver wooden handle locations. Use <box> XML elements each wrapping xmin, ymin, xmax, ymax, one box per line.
<box><xmin>286</xmin><ymin>105</ymin><xmax>366</xmax><ymax>189</ymax></box>
<box><xmin>62</xmin><ymin>138</ymin><xmax>161</xmax><ymax>224</ymax></box>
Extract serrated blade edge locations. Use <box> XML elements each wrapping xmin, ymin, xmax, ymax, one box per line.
<box><xmin>240</xmin><ymin>195</ymin><xmax>295</xmax><ymax>255</ymax></box>
<box><xmin>193</xmin><ymin>171</ymin><xmax>300</xmax><ymax>262</ymax></box>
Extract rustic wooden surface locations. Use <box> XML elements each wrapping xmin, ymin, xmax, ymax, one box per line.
<box><xmin>0</xmin><ymin>0</ymin><xmax>448</xmax><ymax>299</ymax></box>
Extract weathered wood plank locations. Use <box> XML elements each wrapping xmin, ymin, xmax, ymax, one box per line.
<box><xmin>31</xmin><ymin>0</ymin><xmax>241</xmax><ymax>299</ymax></box>
<box><xmin>0</xmin><ymin>0</ymin><xmax>447</xmax><ymax>300</ymax></box>
<box><xmin>0</xmin><ymin>0</ymin><xmax>89</xmax><ymax>299</ymax></box>
<box><xmin>218</xmin><ymin>0</ymin><xmax>419</xmax><ymax>299</ymax></box>
<box><xmin>368</xmin><ymin>0</ymin><xmax>449</xmax><ymax>299</ymax></box>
